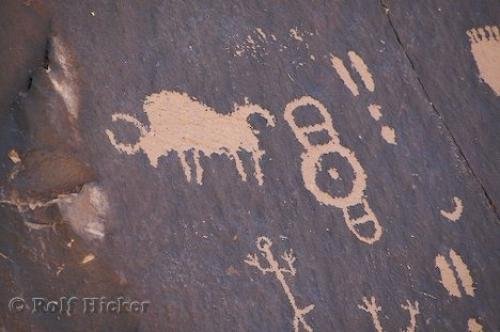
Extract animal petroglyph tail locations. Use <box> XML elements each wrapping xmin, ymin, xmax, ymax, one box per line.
<box><xmin>440</xmin><ymin>196</ymin><xmax>463</xmax><ymax>222</ymax></box>
<box><xmin>284</xmin><ymin>96</ymin><xmax>382</xmax><ymax>244</ymax></box>
<box><xmin>467</xmin><ymin>26</ymin><xmax>500</xmax><ymax>95</ymax></box>
<box><xmin>245</xmin><ymin>236</ymin><xmax>314</xmax><ymax>332</ymax></box>
<box><xmin>358</xmin><ymin>297</ymin><xmax>420</xmax><ymax>332</ymax></box>
<box><xmin>106</xmin><ymin>91</ymin><xmax>275</xmax><ymax>185</ymax></box>
<box><xmin>435</xmin><ymin>249</ymin><xmax>475</xmax><ymax>298</ymax></box>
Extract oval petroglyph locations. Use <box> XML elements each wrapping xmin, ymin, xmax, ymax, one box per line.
<box><xmin>284</xmin><ymin>96</ymin><xmax>383</xmax><ymax>244</ymax></box>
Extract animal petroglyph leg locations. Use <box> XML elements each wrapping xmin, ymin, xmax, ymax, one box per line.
<box><xmin>232</xmin><ymin>154</ymin><xmax>248</xmax><ymax>182</ymax></box>
<box><xmin>179</xmin><ymin>151</ymin><xmax>192</xmax><ymax>182</ymax></box>
<box><xmin>467</xmin><ymin>25</ymin><xmax>500</xmax><ymax>95</ymax></box>
<box><xmin>284</xmin><ymin>96</ymin><xmax>383</xmax><ymax>244</ymax></box>
<box><xmin>245</xmin><ymin>236</ymin><xmax>315</xmax><ymax>332</ymax></box>
<box><xmin>193</xmin><ymin>151</ymin><xmax>204</xmax><ymax>185</ymax></box>
<box><xmin>251</xmin><ymin>150</ymin><xmax>265</xmax><ymax>186</ymax></box>
<box><xmin>440</xmin><ymin>196</ymin><xmax>463</xmax><ymax>222</ymax></box>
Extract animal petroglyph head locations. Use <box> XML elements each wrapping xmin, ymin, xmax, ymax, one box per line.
<box><xmin>106</xmin><ymin>90</ymin><xmax>275</xmax><ymax>185</ymax></box>
<box><xmin>233</xmin><ymin>100</ymin><xmax>277</xmax><ymax>132</ymax></box>
<box><xmin>467</xmin><ymin>26</ymin><xmax>500</xmax><ymax>95</ymax></box>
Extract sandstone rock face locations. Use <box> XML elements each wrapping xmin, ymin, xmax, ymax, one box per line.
<box><xmin>0</xmin><ymin>1</ymin><xmax>498</xmax><ymax>331</ymax></box>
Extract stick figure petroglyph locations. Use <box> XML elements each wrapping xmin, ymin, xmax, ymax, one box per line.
<box><xmin>358</xmin><ymin>296</ymin><xmax>420</xmax><ymax>332</ymax></box>
<box><xmin>358</xmin><ymin>297</ymin><xmax>383</xmax><ymax>332</ymax></box>
<box><xmin>106</xmin><ymin>91</ymin><xmax>276</xmax><ymax>185</ymax></box>
<box><xmin>284</xmin><ymin>96</ymin><xmax>383</xmax><ymax>244</ymax></box>
<box><xmin>400</xmin><ymin>300</ymin><xmax>420</xmax><ymax>332</ymax></box>
<box><xmin>245</xmin><ymin>236</ymin><xmax>315</xmax><ymax>332</ymax></box>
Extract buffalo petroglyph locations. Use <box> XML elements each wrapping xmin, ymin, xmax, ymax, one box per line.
<box><xmin>284</xmin><ymin>96</ymin><xmax>383</xmax><ymax>244</ymax></box>
<box><xmin>245</xmin><ymin>236</ymin><xmax>315</xmax><ymax>332</ymax></box>
<box><xmin>106</xmin><ymin>91</ymin><xmax>275</xmax><ymax>185</ymax></box>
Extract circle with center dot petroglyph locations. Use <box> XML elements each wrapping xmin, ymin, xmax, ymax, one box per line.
<box><xmin>302</xmin><ymin>144</ymin><xmax>367</xmax><ymax>209</ymax></box>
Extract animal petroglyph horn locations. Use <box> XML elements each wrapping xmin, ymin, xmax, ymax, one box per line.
<box><xmin>284</xmin><ymin>96</ymin><xmax>382</xmax><ymax>244</ymax></box>
<box><xmin>105</xmin><ymin>91</ymin><xmax>275</xmax><ymax>185</ymax></box>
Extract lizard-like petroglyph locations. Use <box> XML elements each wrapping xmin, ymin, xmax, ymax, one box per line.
<box><xmin>358</xmin><ymin>296</ymin><xmax>420</xmax><ymax>332</ymax></box>
<box><xmin>284</xmin><ymin>96</ymin><xmax>383</xmax><ymax>244</ymax></box>
<box><xmin>435</xmin><ymin>249</ymin><xmax>475</xmax><ymax>298</ymax></box>
<box><xmin>331</xmin><ymin>51</ymin><xmax>397</xmax><ymax>145</ymax></box>
<box><xmin>245</xmin><ymin>236</ymin><xmax>315</xmax><ymax>332</ymax></box>
<box><xmin>106</xmin><ymin>91</ymin><xmax>275</xmax><ymax>185</ymax></box>
<box><xmin>467</xmin><ymin>25</ymin><xmax>500</xmax><ymax>95</ymax></box>
<box><xmin>440</xmin><ymin>196</ymin><xmax>463</xmax><ymax>222</ymax></box>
